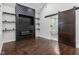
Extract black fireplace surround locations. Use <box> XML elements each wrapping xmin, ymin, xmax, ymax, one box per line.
<box><xmin>15</xmin><ymin>4</ymin><xmax>35</xmax><ymax>40</ymax></box>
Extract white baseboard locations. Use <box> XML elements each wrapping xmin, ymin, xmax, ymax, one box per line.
<box><xmin>3</xmin><ymin>39</ymin><xmax>16</xmax><ymax>43</ymax></box>
<box><xmin>39</xmin><ymin>35</ymin><xmax>58</xmax><ymax>41</ymax></box>
<box><xmin>39</xmin><ymin>35</ymin><xmax>50</xmax><ymax>39</ymax></box>
<box><xmin>0</xmin><ymin>43</ymin><xmax>3</xmax><ymax>54</ymax></box>
<box><xmin>76</xmin><ymin>45</ymin><xmax>79</xmax><ymax>48</ymax></box>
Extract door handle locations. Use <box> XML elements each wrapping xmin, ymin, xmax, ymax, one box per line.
<box><xmin>50</xmin><ymin>25</ymin><xmax>53</xmax><ymax>27</ymax></box>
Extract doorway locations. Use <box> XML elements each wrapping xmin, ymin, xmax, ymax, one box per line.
<box><xmin>49</xmin><ymin>15</ymin><xmax>58</xmax><ymax>41</ymax></box>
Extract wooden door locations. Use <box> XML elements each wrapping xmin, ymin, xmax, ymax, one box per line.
<box><xmin>58</xmin><ymin>9</ymin><xmax>75</xmax><ymax>47</ymax></box>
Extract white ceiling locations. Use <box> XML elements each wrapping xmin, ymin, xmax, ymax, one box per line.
<box><xmin>3</xmin><ymin>3</ymin><xmax>46</xmax><ymax>14</ymax></box>
<box><xmin>21</xmin><ymin>3</ymin><xmax>46</xmax><ymax>13</ymax></box>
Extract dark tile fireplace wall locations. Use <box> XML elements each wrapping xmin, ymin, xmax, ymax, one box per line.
<box><xmin>15</xmin><ymin>4</ymin><xmax>35</xmax><ymax>40</ymax></box>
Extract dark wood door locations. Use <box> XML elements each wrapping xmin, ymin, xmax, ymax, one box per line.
<box><xmin>58</xmin><ymin>9</ymin><xmax>75</xmax><ymax>47</ymax></box>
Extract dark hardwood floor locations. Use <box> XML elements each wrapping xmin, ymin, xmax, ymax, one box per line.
<box><xmin>1</xmin><ymin>37</ymin><xmax>79</xmax><ymax>55</ymax></box>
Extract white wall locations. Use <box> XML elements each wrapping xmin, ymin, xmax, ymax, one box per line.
<box><xmin>2</xmin><ymin>4</ymin><xmax>16</xmax><ymax>43</ymax></box>
<box><xmin>0</xmin><ymin>3</ymin><xmax>3</xmax><ymax>53</ymax></box>
<box><xmin>35</xmin><ymin>13</ymin><xmax>40</xmax><ymax>36</ymax></box>
<box><xmin>76</xmin><ymin>10</ymin><xmax>79</xmax><ymax>48</ymax></box>
<box><xmin>39</xmin><ymin>3</ymin><xmax>79</xmax><ymax>41</ymax></box>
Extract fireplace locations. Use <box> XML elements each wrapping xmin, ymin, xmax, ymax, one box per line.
<box><xmin>21</xmin><ymin>30</ymin><xmax>32</xmax><ymax>36</ymax></box>
<box><xmin>15</xmin><ymin>4</ymin><xmax>35</xmax><ymax>40</ymax></box>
